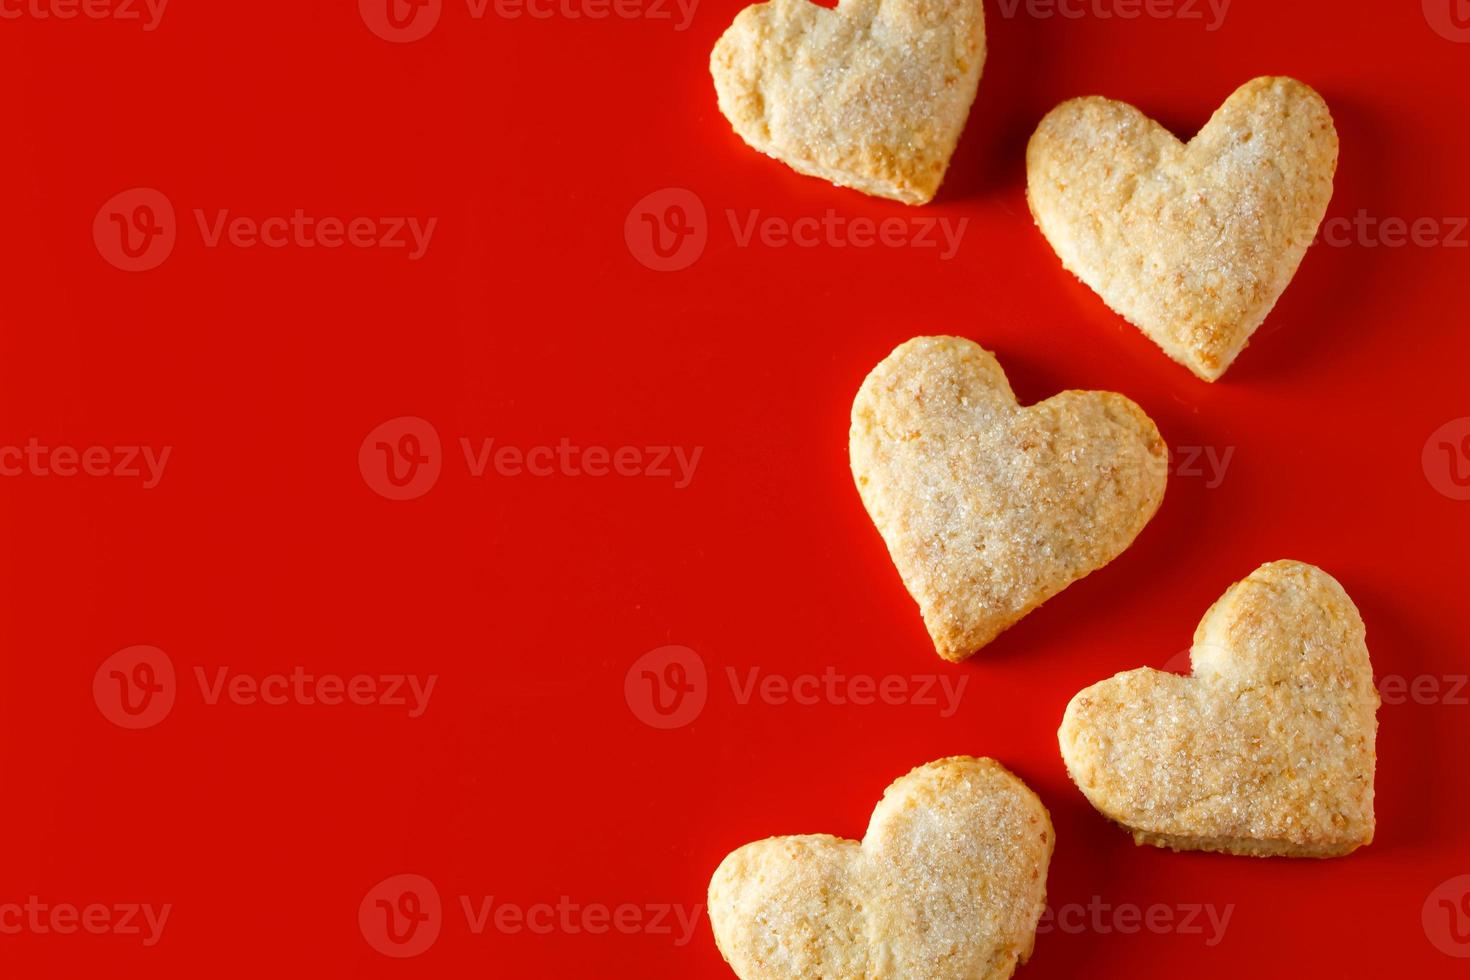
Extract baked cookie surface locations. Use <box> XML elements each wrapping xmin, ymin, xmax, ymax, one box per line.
<box><xmin>1027</xmin><ymin>76</ymin><xmax>1338</xmax><ymax>380</ymax></box>
<box><xmin>711</xmin><ymin>0</ymin><xmax>986</xmax><ymax>204</ymax></box>
<box><xmin>850</xmin><ymin>336</ymin><xmax>1167</xmax><ymax>661</ymax></box>
<box><xmin>709</xmin><ymin>757</ymin><xmax>1053</xmax><ymax>980</ymax></box>
<box><xmin>1059</xmin><ymin>560</ymin><xmax>1379</xmax><ymax>858</ymax></box>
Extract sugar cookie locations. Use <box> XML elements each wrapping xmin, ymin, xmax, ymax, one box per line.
<box><xmin>711</xmin><ymin>0</ymin><xmax>986</xmax><ymax>204</ymax></box>
<box><xmin>1059</xmin><ymin>560</ymin><xmax>1378</xmax><ymax>857</ymax></box>
<box><xmin>709</xmin><ymin>757</ymin><xmax>1053</xmax><ymax>979</ymax></box>
<box><xmin>850</xmin><ymin>336</ymin><xmax>1167</xmax><ymax>661</ymax></box>
<box><xmin>1027</xmin><ymin>77</ymin><xmax>1338</xmax><ymax>380</ymax></box>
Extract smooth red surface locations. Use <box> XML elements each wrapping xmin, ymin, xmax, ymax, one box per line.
<box><xmin>2</xmin><ymin>1</ymin><xmax>1468</xmax><ymax>976</ymax></box>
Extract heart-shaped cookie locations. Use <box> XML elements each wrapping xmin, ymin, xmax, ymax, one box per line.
<box><xmin>1027</xmin><ymin>77</ymin><xmax>1339</xmax><ymax>381</ymax></box>
<box><xmin>709</xmin><ymin>757</ymin><xmax>1053</xmax><ymax>979</ymax></box>
<box><xmin>1059</xmin><ymin>560</ymin><xmax>1378</xmax><ymax>858</ymax></box>
<box><xmin>850</xmin><ymin>336</ymin><xmax>1167</xmax><ymax>661</ymax></box>
<box><xmin>710</xmin><ymin>0</ymin><xmax>986</xmax><ymax>204</ymax></box>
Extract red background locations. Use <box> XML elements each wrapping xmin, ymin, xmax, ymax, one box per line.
<box><xmin>1</xmin><ymin>0</ymin><xmax>1468</xmax><ymax>976</ymax></box>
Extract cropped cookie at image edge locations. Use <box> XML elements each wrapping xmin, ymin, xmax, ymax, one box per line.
<box><xmin>850</xmin><ymin>336</ymin><xmax>1168</xmax><ymax>661</ymax></box>
<box><xmin>711</xmin><ymin>0</ymin><xmax>987</xmax><ymax>204</ymax></box>
<box><xmin>709</xmin><ymin>757</ymin><xmax>1053</xmax><ymax>979</ymax></box>
<box><xmin>1059</xmin><ymin>560</ymin><xmax>1378</xmax><ymax>858</ymax></box>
